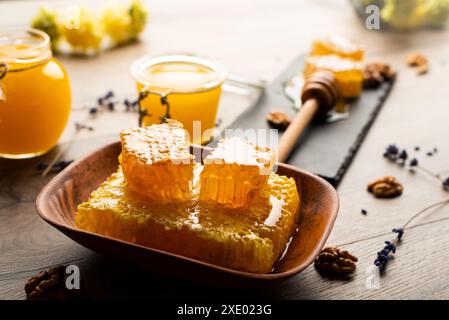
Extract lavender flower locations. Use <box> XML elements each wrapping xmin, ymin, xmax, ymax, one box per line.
<box><xmin>35</xmin><ymin>160</ymin><xmax>73</xmax><ymax>172</ymax></box>
<box><xmin>374</xmin><ymin>240</ymin><xmax>397</xmax><ymax>270</ymax></box>
<box><xmin>97</xmin><ymin>90</ymin><xmax>115</xmax><ymax>106</ymax></box>
<box><xmin>104</xmin><ymin>90</ymin><xmax>114</xmax><ymax>100</ymax></box>
<box><xmin>75</xmin><ymin>122</ymin><xmax>94</xmax><ymax>131</ymax></box>
<box><xmin>124</xmin><ymin>99</ymin><xmax>132</xmax><ymax>111</ymax></box>
<box><xmin>399</xmin><ymin>150</ymin><xmax>408</xmax><ymax>161</ymax></box>
<box><xmin>373</xmin><ymin>200</ymin><xmax>449</xmax><ymax>272</ymax></box>
<box><xmin>392</xmin><ymin>228</ymin><xmax>404</xmax><ymax>240</ymax></box>
<box><xmin>409</xmin><ymin>158</ymin><xmax>418</xmax><ymax>167</ymax></box>
<box><xmin>384</xmin><ymin>144</ymin><xmax>399</xmax><ymax>160</ymax></box>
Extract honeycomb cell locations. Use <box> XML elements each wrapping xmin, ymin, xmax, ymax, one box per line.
<box><xmin>119</xmin><ymin>120</ymin><xmax>195</xmax><ymax>202</ymax></box>
<box><xmin>305</xmin><ymin>54</ymin><xmax>363</xmax><ymax>98</ymax></box>
<box><xmin>75</xmin><ymin>168</ymin><xmax>300</xmax><ymax>273</ymax></box>
<box><xmin>199</xmin><ymin>137</ymin><xmax>275</xmax><ymax>208</ymax></box>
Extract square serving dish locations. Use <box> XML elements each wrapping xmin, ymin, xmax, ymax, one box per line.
<box><xmin>36</xmin><ymin>142</ymin><xmax>339</xmax><ymax>286</ymax></box>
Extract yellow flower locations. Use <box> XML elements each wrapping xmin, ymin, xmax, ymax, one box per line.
<box><xmin>102</xmin><ymin>5</ymin><xmax>132</xmax><ymax>45</ymax></box>
<box><xmin>102</xmin><ymin>0</ymin><xmax>148</xmax><ymax>46</ymax></box>
<box><xmin>62</xmin><ymin>6</ymin><xmax>103</xmax><ymax>53</ymax></box>
<box><xmin>129</xmin><ymin>0</ymin><xmax>149</xmax><ymax>38</ymax></box>
<box><xmin>31</xmin><ymin>7</ymin><xmax>62</xmax><ymax>49</ymax></box>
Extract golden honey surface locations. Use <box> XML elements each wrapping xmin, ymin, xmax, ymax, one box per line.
<box><xmin>76</xmin><ymin>168</ymin><xmax>300</xmax><ymax>273</ymax></box>
<box><xmin>200</xmin><ymin>138</ymin><xmax>275</xmax><ymax>207</ymax></box>
<box><xmin>133</xmin><ymin>57</ymin><xmax>225</xmax><ymax>145</ymax></box>
<box><xmin>305</xmin><ymin>54</ymin><xmax>363</xmax><ymax>98</ymax></box>
<box><xmin>119</xmin><ymin>120</ymin><xmax>195</xmax><ymax>202</ymax></box>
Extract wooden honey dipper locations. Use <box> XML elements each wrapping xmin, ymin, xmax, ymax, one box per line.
<box><xmin>277</xmin><ymin>71</ymin><xmax>341</xmax><ymax>163</ymax></box>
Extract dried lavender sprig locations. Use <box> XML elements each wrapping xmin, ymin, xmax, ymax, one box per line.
<box><xmin>383</xmin><ymin>144</ymin><xmax>447</xmax><ymax>191</ymax></box>
<box><xmin>98</xmin><ymin>90</ymin><xmax>114</xmax><ymax>105</ymax></box>
<box><xmin>74</xmin><ymin>122</ymin><xmax>94</xmax><ymax>131</ymax></box>
<box><xmin>374</xmin><ymin>198</ymin><xmax>449</xmax><ymax>270</ymax></box>
<box><xmin>374</xmin><ymin>240</ymin><xmax>397</xmax><ymax>269</ymax></box>
<box><xmin>334</xmin><ymin>199</ymin><xmax>449</xmax><ymax>248</ymax></box>
<box><xmin>392</xmin><ymin>228</ymin><xmax>404</xmax><ymax>240</ymax></box>
<box><xmin>36</xmin><ymin>160</ymin><xmax>73</xmax><ymax>172</ymax></box>
<box><xmin>332</xmin><ymin>198</ymin><xmax>449</xmax><ymax>272</ymax></box>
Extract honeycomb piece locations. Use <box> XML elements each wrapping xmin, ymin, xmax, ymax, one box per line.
<box><xmin>75</xmin><ymin>168</ymin><xmax>300</xmax><ymax>273</ymax></box>
<box><xmin>199</xmin><ymin>137</ymin><xmax>275</xmax><ymax>208</ymax></box>
<box><xmin>119</xmin><ymin>120</ymin><xmax>195</xmax><ymax>202</ymax></box>
<box><xmin>305</xmin><ymin>55</ymin><xmax>363</xmax><ymax>98</ymax></box>
<box><xmin>311</xmin><ymin>35</ymin><xmax>364</xmax><ymax>61</ymax></box>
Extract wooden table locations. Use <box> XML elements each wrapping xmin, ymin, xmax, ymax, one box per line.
<box><xmin>1</xmin><ymin>0</ymin><xmax>449</xmax><ymax>299</ymax></box>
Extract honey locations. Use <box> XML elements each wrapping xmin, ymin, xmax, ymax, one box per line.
<box><xmin>76</xmin><ymin>168</ymin><xmax>300</xmax><ymax>273</ymax></box>
<box><xmin>131</xmin><ymin>55</ymin><xmax>227</xmax><ymax>145</ymax></box>
<box><xmin>311</xmin><ymin>35</ymin><xmax>364</xmax><ymax>61</ymax></box>
<box><xmin>78</xmin><ymin>120</ymin><xmax>300</xmax><ymax>273</ymax></box>
<box><xmin>119</xmin><ymin>120</ymin><xmax>195</xmax><ymax>202</ymax></box>
<box><xmin>0</xmin><ymin>29</ymin><xmax>71</xmax><ymax>159</ymax></box>
<box><xmin>200</xmin><ymin>137</ymin><xmax>275</xmax><ymax>207</ymax></box>
<box><xmin>305</xmin><ymin>54</ymin><xmax>363</xmax><ymax>98</ymax></box>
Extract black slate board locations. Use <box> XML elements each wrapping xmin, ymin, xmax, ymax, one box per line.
<box><xmin>225</xmin><ymin>54</ymin><xmax>395</xmax><ymax>187</ymax></box>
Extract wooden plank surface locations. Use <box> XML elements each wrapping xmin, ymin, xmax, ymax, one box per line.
<box><xmin>1</xmin><ymin>0</ymin><xmax>449</xmax><ymax>299</ymax></box>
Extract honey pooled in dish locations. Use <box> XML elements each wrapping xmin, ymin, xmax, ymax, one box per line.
<box><xmin>200</xmin><ymin>137</ymin><xmax>275</xmax><ymax>208</ymax></box>
<box><xmin>311</xmin><ymin>35</ymin><xmax>364</xmax><ymax>61</ymax></box>
<box><xmin>76</xmin><ymin>122</ymin><xmax>300</xmax><ymax>273</ymax></box>
<box><xmin>76</xmin><ymin>168</ymin><xmax>299</xmax><ymax>273</ymax></box>
<box><xmin>119</xmin><ymin>120</ymin><xmax>195</xmax><ymax>202</ymax></box>
<box><xmin>305</xmin><ymin>54</ymin><xmax>363</xmax><ymax>98</ymax></box>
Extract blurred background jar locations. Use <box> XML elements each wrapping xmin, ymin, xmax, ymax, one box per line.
<box><xmin>351</xmin><ymin>0</ymin><xmax>449</xmax><ymax>30</ymax></box>
<box><xmin>0</xmin><ymin>28</ymin><xmax>71</xmax><ymax>159</ymax></box>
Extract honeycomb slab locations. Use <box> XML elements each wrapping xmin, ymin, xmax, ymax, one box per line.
<box><xmin>76</xmin><ymin>168</ymin><xmax>300</xmax><ymax>273</ymax></box>
<box><xmin>311</xmin><ymin>35</ymin><xmax>364</xmax><ymax>61</ymax></box>
<box><xmin>119</xmin><ymin>120</ymin><xmax>195</xmax><ymax>202</ymax></box>
<box><xmin>200</xmin><ymin>138</ymin><xmax>275</xmax><ymax>208</ymax></box>
<box><xmin>305</xmin><ymin>54</ymin><xmax>363</xmax><ymax>98</ymax></box>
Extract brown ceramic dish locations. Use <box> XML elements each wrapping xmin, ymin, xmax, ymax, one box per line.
<box><xmin>36</xmin><ymin>142</ymin><xmax>339</xmax><ymax>286</ymax></box>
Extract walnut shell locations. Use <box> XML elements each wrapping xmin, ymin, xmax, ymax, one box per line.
<box><xmin>367</xmin><ymin>176</ymin><xmax>403</xmax><ymax>198</ymax></box>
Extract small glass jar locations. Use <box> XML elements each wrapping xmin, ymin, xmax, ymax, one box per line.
<box><xmin>0</xmin><ymin>28</ymin><xmax>71</xmax><ymax>159</ymax></box>
<box><xmin>131</xmin><ymin>54</ymin><xmax>227</xmax><ymax>145</ymax></box>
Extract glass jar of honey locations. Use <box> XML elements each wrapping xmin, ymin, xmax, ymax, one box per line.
<box><xmin>0</xmin><ymin>29</ymin><xmax>71</xmax><ymax>159</ymax></box>
<box><xmin>131</xmin><ymin>55</ymin><xmax>227</xmax><ymax>145</ymax></box>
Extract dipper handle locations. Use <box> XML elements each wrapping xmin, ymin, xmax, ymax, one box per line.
<box><xmin>277</xmin><ymin>71</ymin><xmax>340</xmax><ymax>163</ymax></box>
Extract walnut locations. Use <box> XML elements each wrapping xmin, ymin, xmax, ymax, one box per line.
<box><xmin>314</xmin><ymin>247</ymin><xmax>358</xmax><ymax>275</ymax></box>
<box><xmin>367</xmin><ymin>176</ymin><xmax>403</xmax><ymax>198</ymax></box>
<box><xmin>363</xmin><ymin>63</ymin><xmax>396</xmax><ymax>89</ymax></box>
<box><xmin>24</xmin><ymin>265</ymin><xmax>76</xmax><ymax>300</ymax></box>
<box><xmin>406</xmin><ymin>52</ymin><xmax>428</xmax><ymax>75</ymax></box>
<box><xmin>266</xmin><ymin>111</ymin><xmax>291</xmax><ymax>130</ymax></box>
